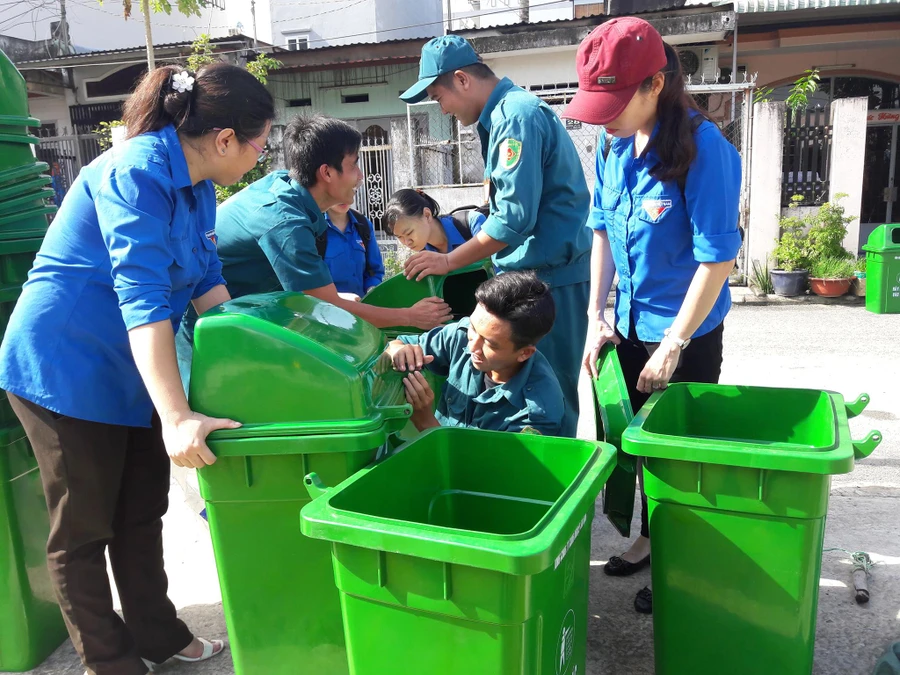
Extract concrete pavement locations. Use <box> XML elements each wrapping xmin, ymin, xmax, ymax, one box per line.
<box><xmin>24</xmin><ymin>303</ymin><xmax>900</xmax><ymax>675</ymax></box>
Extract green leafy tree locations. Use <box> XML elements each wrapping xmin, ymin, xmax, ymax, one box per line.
<box><xmin>101</xmin><ymin>0</ymin><xmax>204</xmax><ymax>69</ymax></box>
<box><xmin>773</xmin><ymin>196</ymin><xmax>812</xmax><ymax>272</ymax></box>
<box><xmin>806</xmin><ymin>193</ymin><xmax>855</xmax><ymax>263</ymax></box>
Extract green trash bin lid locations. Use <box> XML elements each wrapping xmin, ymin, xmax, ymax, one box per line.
<box><xmin>301</xmin><ymin>427</ymin><xmax>617</xmax><ymax>576</ymax></box>
<box><xmin>862</xmin><ymin>224</ymin><xmax>900</xmax><ymax>253</ymax></box>
<box><xmin>0</xmin><ymin>49</ymin><xmax>30</xmax><ymax>119</ymax></box>
<box><xmin>192</xmin><ymin>292</ymin><xmax>412</xmax><ymax>431</ymax></box>
<box><xmin>622</xmin><ymin>383</ymin><xmax>881</xmax><ymax>475</ymax></box>
<box><xmin>592</xmin><ymin>343</ymin><xmax>637</xmax><ymax>537</ymax></box>
<box><xmin>0</xmin><ymin>176</ymin><xmax>52</xmax><ymax>203</ymax></box>
<box><xmin>363</xmin><ymin>260</ymin><xmax>495</xmax><ymax>333</ymax></box>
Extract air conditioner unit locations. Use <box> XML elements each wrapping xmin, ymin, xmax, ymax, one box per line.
<box><xmin>227</xmin><ymin>28</ymin><xmax>240</xmax><ymax>36</ymax></box>
<box><xmin>678</xmin><ymin>46</ymin><xmax>719</xmax><ymax>82</ymax></box>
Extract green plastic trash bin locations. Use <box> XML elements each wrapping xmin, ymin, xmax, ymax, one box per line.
<box><xmin>623</xmin><ymin>383</ymin><xmax>882</xmax><ymax>675</ymax></box>
<box><xmin>0</xmin><ymin>425</ymin><xmax>68</xmax><ymax>671</ymax></box>
<box><xmin>190</xmin><ymin>292</ymin><xmax>412</xmax><ymax>675</ymax></box>
<box><xmin>0</xmin><ymin>163</ymin><xmax>50</xmax><ymax>191</ymax></box>
<box><xmin>863</xmin><ymin>224</ymin><xmax>900</xmax><ymax>314</ymax></box>
<box><xmin>592</xmin><ymin>342</ymin><xmax>637</xmax><ymax>537</ymax></box>
<box><xmin>301</xmin><ymin>427</ymin><xmax>617</xmax><ymax>675</ymax></box>
<box><xmin>363</xmin><ymin>260</ymin><xmax>494</xmax><ymax>337</ymax></box>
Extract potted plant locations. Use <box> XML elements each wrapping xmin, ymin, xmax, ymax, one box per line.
<box><xmin>809</xmin><ymin>257</ymin><xmax>855</xmax><ymax>297</ymax></box>
<box><xmin>771</xmin><ymin>197</ymin><xmax>811</xmax><ymax>296</ymax></box>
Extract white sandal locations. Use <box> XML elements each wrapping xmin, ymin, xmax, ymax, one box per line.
<box><xmin>171</xmin><ymin>637</ymin><xmax>226</xmax><ymax>663</ymax></box>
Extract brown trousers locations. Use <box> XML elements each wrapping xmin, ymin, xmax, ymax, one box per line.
<box><xmin>8</xmin><ymin>394</ymin><xmax>193</xmax><ymax>675</ymax></box>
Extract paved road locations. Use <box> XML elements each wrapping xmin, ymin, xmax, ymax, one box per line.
<box><xmin>27</xmin><ymin>303</ymin><xmax>900</xmax><ymax>675</ymax></box>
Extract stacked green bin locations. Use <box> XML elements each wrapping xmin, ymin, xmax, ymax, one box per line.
<box><xmin>623</xmin><ymin>383</ymin><xmax>882</xmax><ymax>675</ymax></box>
<box><xmin>0</xmin><ymin>48</ymin><xmax>67</xmax><ymax>673</ymax></box>
<box><xmin>190</xmin><ymin>292</ymin><xmax>412</xmax><ymax>674</ymax></box>
<box><xmin>363</xmin><ymin>260</ymin><xmax>494</xmax><ymax>441</ymax></box>
<box><xmin>862</xmin><ymin>224</ymin><xmax>900</xmax><ymax>314</ymax></box>
<box><xmin>301</xmin><ymin>427</ymin><xmax>618</xmax><ymax>675</ymax></box>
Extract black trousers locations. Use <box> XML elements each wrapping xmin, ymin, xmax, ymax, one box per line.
<box><xmin>613</xmin><ymin>322</ymin><xmax>725</xmax><ymax>538</ymax></box>
<box><xmin>8</xmin><ymin>394</ymin><xmax>193</xmax><ymax>675</ymax></box>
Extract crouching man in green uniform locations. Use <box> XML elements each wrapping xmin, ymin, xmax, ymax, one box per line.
<box><xmin>385</xmin><ymin>271</ymin><xmax>565</xmax><ymax>436</ymax></box>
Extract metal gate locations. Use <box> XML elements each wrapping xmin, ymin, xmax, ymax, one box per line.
<box><xmin>34</xmin><ymin>132</ymin><xmax>104</xmax><ymax>206</ymax></box>
<box><xmin>354</xmin><ymin>127</ymin><xmax>394</xmax><ymax>234</ymax></box>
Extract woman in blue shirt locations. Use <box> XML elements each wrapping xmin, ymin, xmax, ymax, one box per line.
<box><xmin>384</xmin><ymin>188</ymin><xmax>485</xmax><ymax>254</ymax></box>
<box><xmin>0</xmin><ymin>63</ymin><xmax>274</xmax><ymax>673</ymax></box>
<box><xmin>563</xmin><ymin>18</ymin><xmax>743</xmax><ymax>614</ymax></box>
<box><xmin>322</xmin><ymin>203</ymin><xmax>385</xmax><ymax>299</ymax></box>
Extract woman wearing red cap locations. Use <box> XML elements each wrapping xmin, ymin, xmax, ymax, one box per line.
<box><xmin>563</xmin><ymin>17</ymin><xmax>743</xmax><ymax>614</ymax></box>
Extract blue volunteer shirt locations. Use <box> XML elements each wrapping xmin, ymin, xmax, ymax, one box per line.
<box><xmin>215</xmin><ymin>170</ymin><xmax>332</xmax><ymax>299</ymax></box>
<box><xmin>398</xmin><ymin>318</ymin><xmax>565</xmax><ymax>436</ymax></box>
<box><xmin>425</xmin><ymin>213</ymin><xmax>486</xmax><ymax>253</ymax></box>
<box><xmin>590</xmin><ymin>117</ymin><xmax>743</xmax><ymax>342</ymax></box>
<box><xmin>478</xmin><ymin>77</ymin><xmax>592</xmax><ymax>287</ymax></box>
<box><xmin>0</xmin><ymin>124</ymin><xmax>223</xmax><ymax>427</ymax></box>
<box><xmin>322</xmin><ymin>210</ymin><xmax>384</xmax><ymax>297</ymax></box>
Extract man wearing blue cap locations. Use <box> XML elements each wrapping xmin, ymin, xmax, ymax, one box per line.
<box><xmin>399</xmin><ymin>35</ymin><xmax>591</xmax><ymax>438</ymax></box>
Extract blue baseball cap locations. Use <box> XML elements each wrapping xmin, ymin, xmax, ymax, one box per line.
<box><xmin>400</xmin><ymin>35</ymin><xmax>480</xmax><ymax>104</ymax></box>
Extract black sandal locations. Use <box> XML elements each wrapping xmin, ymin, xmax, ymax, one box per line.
<box><xmin>603</xmin><ymin>554</ymin><xmax>650</xmax><ymax>577</ymax></box>
<box><xmin>634</xmin><ymin>586</ymin><xmax>653</xmax><ymax>614</ymax></box>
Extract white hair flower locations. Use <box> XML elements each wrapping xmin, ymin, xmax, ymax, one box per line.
<box><xmin>172</xmin><ymin>71</ymin><xmax>195</xmax><ymax>94</ymax></box>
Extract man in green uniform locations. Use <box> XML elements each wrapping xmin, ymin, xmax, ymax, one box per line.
<box><xmin>399</xmin><ymin>36</ymin><xmax>591</xmax><ymax>437</ymax></box>
<box><xmin>387</xmin><ymin>272</ymin><xmax>564</xmax><ymax>436</ymax></box>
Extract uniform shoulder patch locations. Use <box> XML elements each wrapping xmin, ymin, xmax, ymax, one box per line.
<box><xmin>499</xmin><ymin>138</ymin><xmax>522</xmax><ymax>170</ymax></box>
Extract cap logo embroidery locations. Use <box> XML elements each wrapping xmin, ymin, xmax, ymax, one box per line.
<box><xmin>597</xmin><ymin>76</ymin><xmax>616</xmax><ymax>84</ymax></box>
<box><xmin>642</xmin><ymin>199</ymin><xmax>672</xmax><ymax>221</ymax></box>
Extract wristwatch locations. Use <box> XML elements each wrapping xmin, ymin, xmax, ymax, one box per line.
<box><xmin>664</xmin><ymin>328</ymin><xmax>691</xmax><ymax>350</ymax></box>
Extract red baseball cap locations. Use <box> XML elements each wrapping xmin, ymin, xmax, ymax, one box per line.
<box><xmin>562</xmin><ymin>17</ymin><xmax>667</xmax><ymax>126</ymax></box>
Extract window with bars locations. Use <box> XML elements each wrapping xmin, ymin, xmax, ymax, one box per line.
<box><xmin>201</xmin><ymin>0</ymin><xmax>225</xmax><ymax>9</ymax></box>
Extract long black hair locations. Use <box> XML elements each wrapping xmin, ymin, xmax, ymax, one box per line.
<box><xmin>122</xmin><ymin>63</ymin><xmax>275</xmax><ymax>142</ymax></box>
<box><xmin>643</xmin><ymin>43</ymin><xmax>710</xmax><ymax>184</ymax></box>
<box><xmin>383</xmin><ymin>188</ymin><xmax>442</xmax><ymax>235</ymax></box>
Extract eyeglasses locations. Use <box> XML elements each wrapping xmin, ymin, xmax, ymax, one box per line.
<box><xmin>212</xmin><ymin>128</ymin><xmax>268</xmax><ymax>164</ymax></box>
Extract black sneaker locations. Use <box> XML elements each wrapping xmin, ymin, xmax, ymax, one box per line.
<box><xmin>634</xmin><ymin>586</ymin><xmax>652</xmax><ymax>614</ymax></box>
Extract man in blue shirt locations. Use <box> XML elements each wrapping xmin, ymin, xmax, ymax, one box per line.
<box><xmin>322</xmin><ymin>204</ymin><xmax>384</xmax><ymax>298</ymax></box>
<box><xmin>386</xmin><ymin>271</ymin><xmax>565</xmax><ymax>436</ymax></box>
<box><xmin>176</xmin><ymin>115</ymin><xmax>452</xmax><ymax>391</ymax></box>
<box><xmin>399</xmin><ymin>36</ymin><xmax>591</xmax><ymax>437</ymax></box>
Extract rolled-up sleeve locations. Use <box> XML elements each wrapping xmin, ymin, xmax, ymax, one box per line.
<box><xmin>193</xmin><ymin>251</ymin><xmax>225</xmax><ymax>299</ymax></box>
<box><xmin>96</xmin><ymin>165</ymin><xmax>177</xmax><ymax>331</ymax></box>
<box><xmin>481</xmin><ymin>115</ymin><xmax>543</xmax><ymax>248</ymax></box>
<box><xmin>397</xmin><ymin>321</ymin><xmax>466</xmax><ymax>377</ymax></box>
<box><xmin>685</xmin><ymin>128</ymin><xmax>743</xmax><ymax>263</ymax></box>
<box><xmin>259</xmin><ymin>219</ymin><xmax>333</xmax><ymax>292</ymax></box>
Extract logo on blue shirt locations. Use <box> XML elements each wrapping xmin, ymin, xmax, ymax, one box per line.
<box><xmin>205</xmin><ymin>229</ymin><xmax>218</xmax><ymax>246</ymax></box>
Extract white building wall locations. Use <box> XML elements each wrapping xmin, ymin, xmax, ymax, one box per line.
<box><xmin>484</xmin><ymin>47</ymin><xmax>579</xmax><ymax>89</ymax></box>
<box><xmin>268</xmin><ymin>0</ymin><xmax>442</xmax><ymax>50</ymax></box>
<box><xmin>0</xmin><ymin>2</ymin><xmax>231</xmax><ymax>52</ymax></box>
<box><xmin>448</xmin><ymin>0</ymin><xmax>572</xmax><ymax>30</ymax></box>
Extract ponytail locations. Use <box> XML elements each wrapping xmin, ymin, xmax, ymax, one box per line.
<box><xmin>383</xmin><ymin>188</ymin><xmax>442</xmax><ymax>234</ymax></box>
<box><xmin>642</xmin><ymin>42</ymin><xmax>711</xmax><ymax>184</ymax></box>
<box><xmin>122</xmin><ymin>62</ymin><xmax>275</xmax><ymax>142</ymax></box>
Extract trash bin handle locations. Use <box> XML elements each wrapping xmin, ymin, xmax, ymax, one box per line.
<box><xmin>845</xmin><ymin>393</ymin><xmax>871</xmax><ymax>419</ymax></box>
<box><xmin>304</xmin><ymin>472</ymin><xmax>330</xmax><ymax>500</ymax></box>
<box><xmin>376</xmin><ymin>402</ymin><xmax>413</xmax><ymax>420</ymax></box>
<box><xmin>852</xmin><ymin>430</ymin><xmax>882</xmax><ymax>460</ymax></box>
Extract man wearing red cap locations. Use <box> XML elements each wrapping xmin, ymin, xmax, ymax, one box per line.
<box><xmin>399</xmin><ymin>35</ymin><xmax>593</xmax><ymax>438</ymax></box>
<box><xmin>563</xmin><ymin>17</ymin><xmax>743</xmax><ymax>614</ymax></box>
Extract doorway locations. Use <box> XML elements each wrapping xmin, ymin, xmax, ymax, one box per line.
<box><xmin>861</xmin><ymin>118</ymin><xmax>900</xmax><ymax>247</ymax></box>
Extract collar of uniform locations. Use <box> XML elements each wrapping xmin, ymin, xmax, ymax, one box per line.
<box><xmin>324</xmin><ymin>211</ymin><xmax>358</xmax><ymax>234</ymax></box>
<box><xmin>287</xmin><ymin>177</ymin><xmax>326</xmax><ymax>233</ymax></box>
<box><xmin>159</xmin><ymin>124</ymin><xmax>192</xmax><ymax>189</ymax></box>
<box><xmin>472</xmin><ymin>353</ymin><xmax>535</xmax><ymax>406</ymax></box>
<box><xmin>478</xmin><ymin>77</ymin><xmax>516</xmax><ymax>133</ymax></box>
